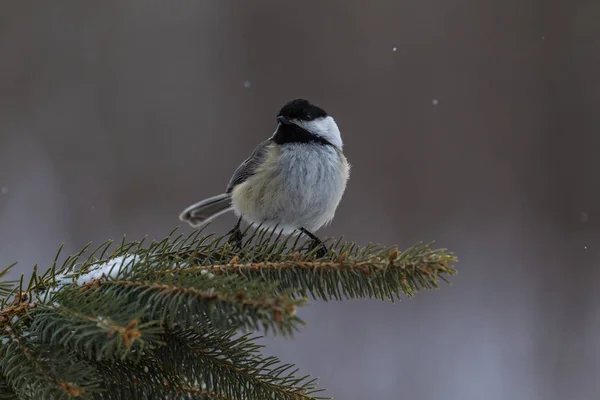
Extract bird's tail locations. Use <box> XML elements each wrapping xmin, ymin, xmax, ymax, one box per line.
<box><xmin>179</xmin><ymin>193</ymin><xmax>233</xmax><ymax>228</ymax></box>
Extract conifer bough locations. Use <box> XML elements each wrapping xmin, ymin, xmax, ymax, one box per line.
<box><xmin>0</xmin><ymin>227</ymin><xmax>457</xmax><ymax>399</ymax></box>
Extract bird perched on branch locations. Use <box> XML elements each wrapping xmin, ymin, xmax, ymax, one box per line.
<box><xmin>179</xmin><ymin>98</ymin><xmax>350</xmax><ymax>256</ymax></box>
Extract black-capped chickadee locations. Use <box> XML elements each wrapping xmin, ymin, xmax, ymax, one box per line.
<box><xmin>179</xmin><ymin>99</ymin><xmax>350</xmax><ymax>256</ymax></box>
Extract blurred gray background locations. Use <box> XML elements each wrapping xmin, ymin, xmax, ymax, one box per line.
<box><xmin>1</xmin><ymin>1</ymin><xmax>598</xmax><ymax>399</ymax></box>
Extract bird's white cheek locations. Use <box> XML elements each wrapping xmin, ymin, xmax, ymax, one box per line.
<box><xmin>296</xmin><ymin>117</ymin><xmax>343</xmax><ymax>149</ymax></box>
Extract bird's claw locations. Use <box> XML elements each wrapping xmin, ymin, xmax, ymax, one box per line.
<box><xmin>227</xmin><ymin>228</ymin><xmax>244</xmax><ymax>249</ymax></box>
<box><xmin>308</xmin><ymin>239</ymin><xmax>328</xmax><ymax>258</ymax></box>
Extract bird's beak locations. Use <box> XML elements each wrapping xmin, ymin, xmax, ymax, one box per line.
<box><xmin>277</xmin><ymin>115</ymin><xmax>292</xmax><ymax>125</ymax></box>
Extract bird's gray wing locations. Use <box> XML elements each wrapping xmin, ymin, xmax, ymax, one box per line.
<box><xmin>226</xmin><ymin>139</ymin><xmax>273</xmax><ymax>193</ymax></box>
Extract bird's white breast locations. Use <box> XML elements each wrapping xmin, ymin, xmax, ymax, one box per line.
<box><xmin>231</xmin><ymin>143</ymin><xmax>349</xmax><ymax>233</ymax></box>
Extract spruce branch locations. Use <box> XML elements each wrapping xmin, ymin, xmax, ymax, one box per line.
<box><xmin>0</xmin><ymin>374</ymin><xmax>19</xmax><ymax>400</ymax></box>
<box><xmin>153</xmin><ymin>326</ymin><xmax>324</xmax><ymax>400</ymax></box>
<box><xmin>0</xmin><ymin>264</ymin><xmax>17</xmax><ymax>299</ymax></box>
<box><xmin>194</xmin><ymin>243</ymin><xmax>455</xmax><ymax>301</ymax></box>
<box><xmin>30</xmin><ymin>289</ymin><xmax>162</xmax><ymax>361</ymax></box>
<box><xmin>99</xmin><ymin>275</ymin><xmax>303</xmax><ymax>335</ymax></box>
<box><xmin>0</xmin><ymin>227</ymin><xmax>458</xmax><ymax>399</ymax></box>
<box><xmin>0</xmin><ymin>338</ymin><xmax>101</xmax><ymax>399</ymax></box>
<box><xmin>177</xmin><ymin>388</ymin><xmax>227</xmax><ymax>400</ymax></box>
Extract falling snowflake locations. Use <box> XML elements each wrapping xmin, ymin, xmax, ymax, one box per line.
<box><xmin>243</xmin><ymin>80</ymin><xmax>251</xmax><ymax>89</ymax></box>
<box><xmin>432</xmin><ymin>99</ymin><xmax>439</xmax><ymax>106</ymax></box>
<box><xmin>0</xmin><ymin>186</ymin><xmax>7</xmax><ymax>195</ymax></box>
<box><xmin>392</xmin><ymin>47</ymin><xmax>397</xmax><ymax>52</ymax></box>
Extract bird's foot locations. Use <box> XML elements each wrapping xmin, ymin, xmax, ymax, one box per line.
<box><xmin>227</xmin><ymin>228</ymin><xmax>244</xmax><ymax>250</ymax></box>
<box><xmin>299</xmin><ymin>227</ymin><xmax>328</xmax><ymax>258</ymax></box>
<box><xmin>308</xmin><ymin>239</ymin><xmax>328</xmax><ymax>258</ymax></box>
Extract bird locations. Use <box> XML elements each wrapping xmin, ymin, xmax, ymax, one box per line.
<box><xmin>179</xmin><ymin>98</ymin><xmax>350</xmax><ymax>256</ymax></box>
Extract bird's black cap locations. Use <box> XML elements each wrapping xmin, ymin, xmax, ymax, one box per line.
<box><xmin>277</xmin><ymin>99</ymin><xmax>328</xmax><ymax>122</ymax></box>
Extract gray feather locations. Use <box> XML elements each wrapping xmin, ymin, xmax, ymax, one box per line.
<box><xmin>226</xmin><ymin>140</ymin><xmax>272</xmax><ymax>193</ymax></box>
<box><xmin>179</xmin><ymin>193</ymin><xmax>233</xmax><ymax>227</ymax></box>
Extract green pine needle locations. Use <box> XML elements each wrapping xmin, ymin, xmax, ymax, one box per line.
<box><xmin>0</xmin><ymin>227</ymin><xmax>458</xmax><ymax>399</ymax></box>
